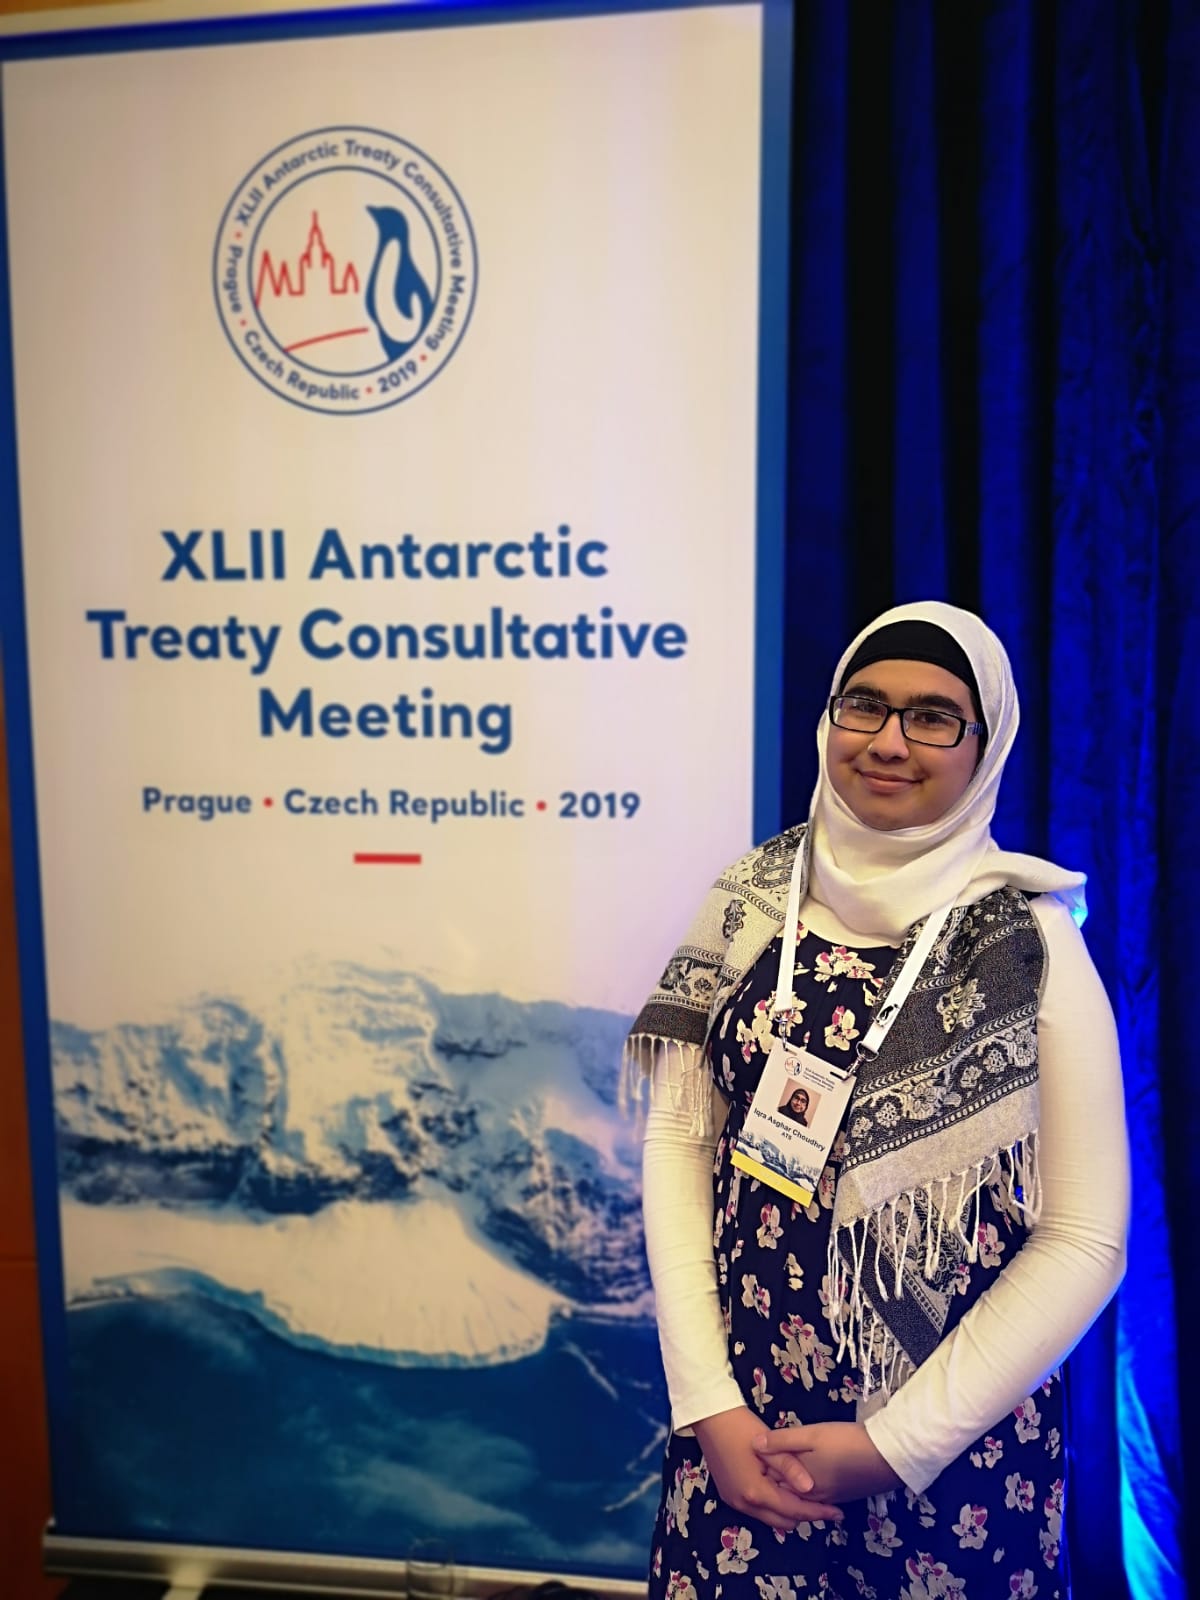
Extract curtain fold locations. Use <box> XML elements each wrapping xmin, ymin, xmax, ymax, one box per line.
<box><xmin>779</xmin><ymin>3</ymin><xmax>1189</xmax><ymax>1592</ymax></box>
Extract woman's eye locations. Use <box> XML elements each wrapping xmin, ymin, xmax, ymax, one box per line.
<box><xmin>909</xmin><ymin>708</ymin><xmax>956</xmax><ymax>730</ymax></box>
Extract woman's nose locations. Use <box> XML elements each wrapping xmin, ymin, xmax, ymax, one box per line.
<box><xmin>868</xmin><ymin>709</ymin><xmax>910</xmax><ymax>759</ymax></box>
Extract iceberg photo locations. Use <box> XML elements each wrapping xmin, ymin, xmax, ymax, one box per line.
<box><xmin>52</xmin><ymin>962</ymin><xmax>666</xmax><ymax>1575</ymax></box>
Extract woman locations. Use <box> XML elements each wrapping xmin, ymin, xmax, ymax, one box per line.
<box><xmin>629</xmin><ymin>602</ymin><xmax>1128</xmax><ymax>1600</ymax></box>
<box><xmin>777</xmin><ymin>1085</ymin><xmax>812</xmax><ymax>1126</ymax></box>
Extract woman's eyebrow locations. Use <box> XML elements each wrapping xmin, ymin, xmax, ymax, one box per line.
<box><xmin>906</xmin><ymin>691</ymin><xmax>969</xmax><ymax>715</ymax></box>
<box><xmin>843</xmin><ymin>682</ymin><xmax>969</xmax><ymax>716</ymax></box>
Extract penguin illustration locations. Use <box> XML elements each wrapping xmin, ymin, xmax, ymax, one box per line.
<box><xmin>364</xmin><ymin>205</ymin><xmax>434</xmax><ymax>360</ymax></box>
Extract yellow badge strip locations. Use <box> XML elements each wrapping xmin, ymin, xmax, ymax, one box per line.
<box><xmin>730</xmin><ymin>1148</ymin><xmax>814</xmax><ymax>1207</ymax></box>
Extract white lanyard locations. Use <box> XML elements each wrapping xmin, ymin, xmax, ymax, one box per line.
<box><xmin>769</xmin><ymin>846</ymin><xmax>955</xmax><ymax>1063</ymax></box>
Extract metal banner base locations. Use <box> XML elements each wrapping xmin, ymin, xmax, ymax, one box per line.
<box><xmin>43</xmin><ymin>1531</ymin><xmax>649</xmax><ymax>1598</ymax></box>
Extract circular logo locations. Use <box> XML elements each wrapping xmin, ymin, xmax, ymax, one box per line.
<box><xmin>214</xmin><ymin>126</ymin><xmax>477</xmax><ymax>415</ymax></box>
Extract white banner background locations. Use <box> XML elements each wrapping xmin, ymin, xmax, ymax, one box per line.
<box><xmin>2</xmin><ymin>2</ymin><xmax>777</xmax><ymax>1576</ymax></box>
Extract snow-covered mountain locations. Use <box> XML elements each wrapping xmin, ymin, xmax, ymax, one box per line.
<box><xmin>53</xmin><ymin>964</ymin><xmax>650</xmax><ymax>1343</ymax></box>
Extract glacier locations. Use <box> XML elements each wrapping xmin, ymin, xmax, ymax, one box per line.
<box><xmin>62</xmin><ymin>1194</ymin><xmax>568</xmax><ymax>1367</ymax></box>
<box><xmin>53</xmin><ymin>960</ymin><xmax>651</xmax><ymax>1360</ymax></box>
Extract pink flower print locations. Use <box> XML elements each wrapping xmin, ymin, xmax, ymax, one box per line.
<box><xmin>770</xmin><ymin>1313</ymin><xmax>832</xmax><ymax>1392</ymax></box>
<box><xmin>977</xmin><ymin>1222</ymin><xmax>1005</xmax><ymax>1268</ymax></box>
<box><xmin>952</xmin><ymin>1503</ymin><xmax>988</xmax><ymax>1549</ymax></box>
<box><xmin>846</xmin><ymin>1568</ymin><xmax>878</xmax><ymax>1599</ymax></box>
<box><xmin>666</xmin><ymin>1573</ymin><xmax>699</xmax><ymax>1600</ymax></box>
<box><xmin>1044</xmin><ymin>1478</ymin><xmax>1064</xmax><ymax>1518</ymax></box>
<box><xmin>736</xmin><ymin>999</ymin><xmax>777</xmax><ymax>1061</ymax></box>
<box><xmin>741</xmin><ymin>1274</ymin><xmax>771</xmax><ymax>1318</ymax></box>
<box><xmin>1004</xmin><ymin>1473</ymin><xmax>1034</xmax><ymax>1512</ymax></box>
<box><xmin>1046</xmin><ymin>1426</ymin><xmax>1061</xmax><ymax>1460</ymax></box>
<box><xmin>1013</xmin><ymin>1397</ymin><xmax>1042</xmax><ymax>1442</ymax></box>
<box><xmin>903</xmin><ymin>1552</ymin><xmax>948</xmax><ymax>1582</ymax></box>
<box><xmin>864</xmin><ymin>1508</ymin><xmax>901</xmax><ymax>1556</ymax></box>
<box><xmin>716</xmin><ymin>1524</ymin><xmax>759</xmax><ymax>1573</ymax></box>
<box><xmin>1038</xmin><ymin>1528</ymin><xmax>1061</xmax><ymax>1569</ymax></box>
<box><xmin>665</xmin><ymin>1458</ymin><xmax>707</xmax><ymax>1538</ymax></box>
<box><xmin>785</xmin><ymin>1251</ymin><xmax>804</xmax><ymax>1290</ymax></box>
<box><xmin>844</xmin><ymin>952</ymin><xmax>876</xmax><ymax>980</ymax></box>
<box><xmin>772</xmin><ymin>1349</ymin><xmax>800</xmax><ymax>1385</ymax></box>
<box><xmin>757</xmin><ymin>1203</ymin><xmax>783</xmax><ymax>1249</ymax></box>
<box><xmin>817</xmin><ymin>1165</ymin><xmax>836</xmax><ymax>1209</ymax></box>
<box><xmin>902</xmin><ymin>1486</ymin><xmax>936</xmax><ymax>1528</ymax></box>
<box><xmin>1008</xmin><ymin>1571</ymin><xmax>1039</xmax><ymax>1598</ymax></box>
<box><xmin>950</xmin><ymin>1263</ymin><xmax>972</xmax><ymax>1296</ymax></box>
<box><xmin>652</xmin><ymin>1547</ymin><xmax>662</xmax><ymax>1578</ymax></box>
<box><xmin>754</xmin><ymin>1579</ymin><xmax>799</xmax><ymax>1600</ymax></box>
<box><xmin>781</xmin><ymin>1311</ymin><xmax>817</xmax><ymax>1346</ymax></box>
<box><xmin>816</xmin><ymin>945</ymin><xmax>877</xmax><ymax>984</ymax></box>
<box><xmin>824</xmin><ymin>1005</ymin><xmax>860</xmax><ymax>1051</ymax></box>
<box><xmin>751</xmin><ymin>1366</ymin><xmax>773</xmax><ymax>1413</ymax></box>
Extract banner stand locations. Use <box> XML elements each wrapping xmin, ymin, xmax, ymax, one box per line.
<box><xmin>3</xmin><ymin>0</ymin><xmax>792</xmax><ymax>1587</ymax></box>
<box><xmin>44</xmin><ymin>1532</ymin><xmax>649</xmax><ymax>1597</ymax></box>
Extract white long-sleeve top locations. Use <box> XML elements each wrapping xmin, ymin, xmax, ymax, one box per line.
<box><xmin>641</xmin><ymin>892</ymin><xmax>1129</xmax><ymax>1495</ymax></box>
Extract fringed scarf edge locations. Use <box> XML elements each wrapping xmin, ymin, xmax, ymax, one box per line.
<box><xmin>828</xmin><ymin>1130</ymin><xmax>1042</xmax><ymax>1401</ymax></box>
<box><xmin>620</xmin><ymin>1031</ymin><xmax>719</xmax><ymax>1138</ymax></box>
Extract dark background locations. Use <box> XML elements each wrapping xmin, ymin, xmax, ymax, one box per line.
<box><xmin>775</xmin><ymin>3</ymin><xmax>1194</xmax><ymax>1596</ymax></box>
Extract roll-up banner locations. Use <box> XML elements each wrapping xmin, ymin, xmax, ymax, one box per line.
<box><xmin>0</xmin><ymin>0</ymin><xmax>789</xmax><ymax>1585</ymax></box>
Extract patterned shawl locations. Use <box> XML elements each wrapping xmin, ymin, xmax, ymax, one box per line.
<box><xmin>626</xmin><ymin>824</ymin><xmax>1046</xmax><ymax>1393</ymax></box>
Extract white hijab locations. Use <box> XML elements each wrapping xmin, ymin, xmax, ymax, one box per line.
<box><xmin>806</xmin><ymin>600</ymin><xmax>1086</xmax><ymax>943</ymax></box>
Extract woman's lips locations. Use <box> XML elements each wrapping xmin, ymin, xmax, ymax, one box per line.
<box><xmin>857</xmin><ymin>770</ymin><xmax>918</xmax><ymax>793</ymax></box>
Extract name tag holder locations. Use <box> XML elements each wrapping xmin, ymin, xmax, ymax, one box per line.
<box><xmin>730</xmin><ymin>849</ymin><xmax>954</xmax><ymax>1205</ymax></box>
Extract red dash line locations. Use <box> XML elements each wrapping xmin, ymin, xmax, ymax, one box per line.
<box><xmin>286</xmin><ymin>326</ymin><xmax>371</xmax><ymax>352</ymax></box>
<box><xmin>354</xmin><ymin>852</ymin><xmax>423</xmax><ymax>865</ymax></box>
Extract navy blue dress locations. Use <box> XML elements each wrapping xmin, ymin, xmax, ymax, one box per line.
<box><xmin>647</xmin><ymin>924</ymin><xmax>1066</xmax><ymax>1600</ymax></box>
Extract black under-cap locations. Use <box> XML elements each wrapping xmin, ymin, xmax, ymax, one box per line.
<box><xmin>838</xmin><ymin>620</ymin><xmax>986</xmax><ymax>731</ymax></box>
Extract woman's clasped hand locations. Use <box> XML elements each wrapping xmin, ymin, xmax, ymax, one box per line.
<box><xmin>691</xmin><ymin>1407</ymin><xmax>843</xmax><ymax>1530</ymax></box>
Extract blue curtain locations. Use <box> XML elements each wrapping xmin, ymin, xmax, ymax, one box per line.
<box><xmin>779</xmin><ymin>3</ymin><xmax>1192</xmax><ymax>1594</ymax></box>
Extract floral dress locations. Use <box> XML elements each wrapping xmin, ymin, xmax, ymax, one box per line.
<box><xmin>647</xmin><ymin>925</ymin><xmax>1067</xmax><ymax>1600</ymax></box>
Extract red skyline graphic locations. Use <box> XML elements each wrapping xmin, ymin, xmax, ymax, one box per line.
<box><xmin>255</xmin><ymin>211</ymin><xmax>361</xmax><ymax>303</ymax></box>
<box><xmin>254</xmin><ymin>211</ymin><xmax>370</xmax><ymax>356</ymax></box>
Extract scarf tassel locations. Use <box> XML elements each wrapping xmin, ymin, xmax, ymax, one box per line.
<box><xmin>620</xmin><ymin>1032</ymin><xmax>716</xmax><ymax>1138</ymax></box>
<box><xmin>826</xmin><ymin>1133</ymin><xmax>1041</xmax><ymax>1397</ymax></box>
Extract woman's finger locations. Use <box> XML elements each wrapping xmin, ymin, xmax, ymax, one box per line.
<box><xmin>768</xmin><ymin>1453</ymin><xmax>817</xmax><ymax>1494</ymax></box>
<box><xmin>752</xmin><ymin>1426</ymin><xmax>811</xmax><ymax>1456</ymax></box>
<box><xmin>742</xmin><ymin>1476</ymin><xmax>843</xmax><ymax>1527</ymax></box>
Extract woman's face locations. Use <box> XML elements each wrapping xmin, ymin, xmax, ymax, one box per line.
<box><xmin>789</xmin><ymin>1089</ymin><xmax>809</xmax><ymax>1116</ymax></box>
<box><xmin>827</xmin><ymin>658</ymin><xmax>982</xmax><ymax>832</ymax></box>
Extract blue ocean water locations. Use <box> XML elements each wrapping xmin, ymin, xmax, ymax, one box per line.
<box><xmin>60</xmin><ymin>1297</ymin><xmax>667</xmax><ymax>1578</ymax></box>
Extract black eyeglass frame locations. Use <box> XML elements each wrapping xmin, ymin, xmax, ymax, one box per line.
<box><xmin>828</xmin><ymin>694</ymin><xmax>987</xmax><ymax>749</ymax></box>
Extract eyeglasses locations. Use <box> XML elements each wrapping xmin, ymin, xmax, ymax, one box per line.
<box><xmin>828</xmin><ymin>694</ymin><xmax>986</xmax><ymax>748</ymax></box>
